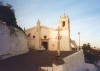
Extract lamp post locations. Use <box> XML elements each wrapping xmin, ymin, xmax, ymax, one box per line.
<box><xmin>57</xmin><ymin>27</ymin><xmax>62</xmax><ymax>56</ymax></box>
<box><xmin>57</xmin><ymin>27</ymin><xmax>60</xmax><ymax>56</ymax></box>
<box><xmin>78</xmin><ymin>32</ymin><xmax>80</xmax><ymax>51</ymax></box>
<box><xmin>39</xmin><ymin>28</ymin><xmax>41</xmax><ymax>49</ymax></box>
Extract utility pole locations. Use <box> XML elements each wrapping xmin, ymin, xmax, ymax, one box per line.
<box><xmin>78</xmin><ymin>32</ymin><xmax>80</xmax><ymax>51</ymax></box>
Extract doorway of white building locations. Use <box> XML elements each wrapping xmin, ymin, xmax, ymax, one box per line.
<box><xmin>42</xmin><ymin>42</ymin><xmax>48</xmax><ymax>50</ymax></box>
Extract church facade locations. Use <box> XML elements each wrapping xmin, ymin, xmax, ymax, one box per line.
<box><xmin>25</xmin><ymin>15</ymin><xmax>71</xmax><ymax>51</ymax></box>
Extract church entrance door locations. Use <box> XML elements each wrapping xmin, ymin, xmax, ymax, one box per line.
<box><xmin>42</xmin><ymin>42</ymin><xmax>48</xmax><ymax>50</ymax></box>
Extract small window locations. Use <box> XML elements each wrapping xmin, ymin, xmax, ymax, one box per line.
<box><xmin>62</xmin><ymin>21</ymin><xmax>65</xmax><ymax>27</ymax></box>
<box><xmin>27</xmin><ymin>33</ymin><xmax>30</xmax><ymax>37</ymax></box>
<box><xmin>44</xmin><ymin>36</ymin><xmax>47</xmax><ymax>39</ymax></box>
<box><xmin>33</xmin><ymin>35</ymin><xmax>35</xmax><ymax>38</ymax></box>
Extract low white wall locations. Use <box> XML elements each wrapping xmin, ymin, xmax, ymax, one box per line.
<box><xmin>63</xmin><ymin>50</ymin><xmax>86</xmax><ymax>71</ymax></box>
<box><xmin>53</xmin><ymin>64</ymin><xmax>63</xmax><ymax>71</ymax></box>
<box><xmin>0</xmin><ymin>22</ymin><xmax>28</xmax><ymax>59</ymax></box>
<box><xmin>85</xmin><ymin>63</ymin><xmax>98</xmax><ymax>71</ymax></box>
<box><xmin>38</xmin><ymin>50</ymin><xmax>98</xmax><ymax>71</ymax></box>
<box><xmin>41</xmin><ymin>66</ymin><xmax>53</xmax><ymax>71</ymax></box>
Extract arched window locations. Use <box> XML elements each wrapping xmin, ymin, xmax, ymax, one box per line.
<box><xmin>62</xmin><ymin>21</ymin><xmax>65</xmax><ymax>27</ymax></box>
<box><xmin>27</xmin><ymin>33</ymin><xmax>30</xmax><ymax>37</ymax></box>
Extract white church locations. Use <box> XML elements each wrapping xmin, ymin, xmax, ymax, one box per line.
<box><xmin>25</xmin><ymin>14</ymin><xmax>78</xmax><ymax>51</ymax></box>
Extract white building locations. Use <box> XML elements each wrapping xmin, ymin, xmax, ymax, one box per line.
<box><xmin>25</xmin><ymin>15</ymin><xmax>75</xmax><ymax>51</ymax></box>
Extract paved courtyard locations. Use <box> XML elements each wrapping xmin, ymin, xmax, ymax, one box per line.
<box><xmin>0</xmin><ymin>50</ymin><xmax>75</xmax><ymax>71</ymax></box>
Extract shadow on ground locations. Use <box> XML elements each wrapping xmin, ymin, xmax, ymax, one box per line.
<box><xmin>0</xmin><ymin>50</ymin><xmax>75</xmax><ymax>71</ymax></box>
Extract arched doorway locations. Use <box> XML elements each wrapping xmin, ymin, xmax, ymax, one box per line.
<box><xmin>42</xmin><ymin>42</ymin><xmax>48</xmax><ymax>50</ymax></box>
<box><xmin>41</xmin><ymin>39</ymin><xmax>48</xmax><ymax>50</ymax></box>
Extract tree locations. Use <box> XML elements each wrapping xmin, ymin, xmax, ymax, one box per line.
<box><xmin>6</xmin><ymin>3</ymin><xmax>12</xmax><ymax>8</ymax></box>
<box><xmin>0</xmin><ymin>2</ymin><xmax>23</xmax><ymax>32</ymax></box>
<box><xmin>82</xmin><ymin>43</ymin><xmax>100</xmax><ymax>64</ymax></box>
<box><xmin>82</xmin><ymin>43</ymin><xmax>91</xmax><ymax>51</ymax></box>
<box><xmin>0</xmin><ymin>1</ymin><xmax>3</xmax><ymax>6</ymax></box>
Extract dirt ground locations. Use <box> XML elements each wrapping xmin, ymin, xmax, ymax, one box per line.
<box><xmin>0</xmin><ymin>50</ymin><xmax>75</xmax><ymax>71</ymax></box>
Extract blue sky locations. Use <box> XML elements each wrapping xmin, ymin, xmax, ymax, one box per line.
<box><xmin>2</xmin><ymin>0</ymin><xmax>100</xmax><ymax>47</ymax></box>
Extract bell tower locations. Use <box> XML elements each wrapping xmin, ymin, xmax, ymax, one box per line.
<box><xmin>58</xmin><ymin>14</ymin><xmax>71</xmax><ymax>51</ymax></box>
<box><xmin>59</xmin><ymin>14</ymin><xmax>70</xmax><ymax>30</ymax></box>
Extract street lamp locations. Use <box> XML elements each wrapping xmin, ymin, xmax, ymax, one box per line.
<box><xmin>57</xmin><ymin>27</ymin><xmax>62</xmax><ymax>56</ymax></box>
<box><xmin>57</xmin><ymin>27</ymin><xmax>60</xmax><ymax>56</ymax></box>
<box><xmin>78</xmin><ymin>32</ymin><xmax>80</xmax><ymax>51</ymax></box>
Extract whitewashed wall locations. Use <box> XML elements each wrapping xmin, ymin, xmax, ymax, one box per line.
<box><xmin>51</xmin><ymin>50</ymin><xmax>87</xmax><ymax>71</ymax></box>
<box><xmin>85</xmin><ymin>63</ymin><xmax>97</xmax><ymax>71</ymax></box>
<box><xmin>52</xmin><ymin>64</ymin><xmax>63</xmax><ymax>71</ymax></box>
<box><xmin>63</xmin><ymin>50</ymin><xmax>86</xmax><ymax>71</ymax></box>
<box><xmin>40</xmin><ymin>66</ymin><xmax>53</xmax><ymax>71</ymax></box>
<box><xmin>60</xmin><ymin>30</ymin><xmax>71</xmax><ymax>51</ymax></box>
<box><xmin>49</xmin><ymin>29</ymin><xmax>58</xmax><ymax>50</ymax></box>
<box><xmin>26</xmin><ymin>27</ymin><xmax>37</xmax><ymax>49</ymax></box>
<box><xmin>0</xmin><ymin>22</ymin><xmax>28</xmax><ymax>59</ymax></box>
<box><xmin>39</xmin><ymin>50</ymin><xmax>97</xmax><ymax>71</ymax></box>
<box><xmin>26</xmin><ymin>26</ymin><xmax>71</xmax><ymax>51</ymax></box>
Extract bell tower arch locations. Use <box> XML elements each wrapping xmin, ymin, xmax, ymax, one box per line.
<box><xmin>59</xmin><ymin>14</ymin><xmax>70</xmax><ymax>30</ymax></box>
<box><xmin>58</xmin><ymin>14</ymin><xmax>71</xmax><ymax>51</ymax></box>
